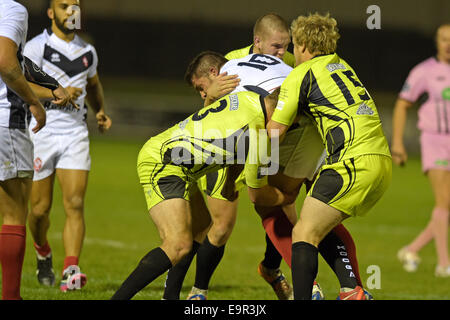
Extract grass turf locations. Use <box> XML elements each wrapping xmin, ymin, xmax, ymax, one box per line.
<box><xmin>3</xmin><ymin>136</ymin><xmax>449</xmax><ymax>300</ymax></box>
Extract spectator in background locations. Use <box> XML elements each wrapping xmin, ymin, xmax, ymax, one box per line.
<box><xmin>393</xmin><ymin>23</ymin><xmax>450</xmax><ymax>277</ymax></box>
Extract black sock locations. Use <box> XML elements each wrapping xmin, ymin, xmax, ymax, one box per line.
<box><xmin>292</xmin><ymin>241</ymin><xmax>318</xmax><ymax>300</ymax></box>
<box><xmin>318</xmin><ymin>230</ymin><xmax>358</xmax><ymax>289</ymax></box>
<box><xmin>194</xmin><ymin>236</ymin><xmax>225</xmax><ymax>290</ymax></box>
<box><xmin>261</xmin><ymin>233</ymin><xmax>283</xmax><ymax>269</ymax></box>
<box><xmin>111</xmin><ymin>247</ymin><xmax>172</xmax><ymax>300</ymax></box>
<box><xmin>163</xmin><ymin>241</ymin><xmax>200</xmax><ymax>300</ymax></box>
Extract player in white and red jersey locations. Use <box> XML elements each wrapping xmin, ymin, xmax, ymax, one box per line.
<box><xmin>23</xmin><ymin>0</ymin><xmax>112</xmax><ymax>291</ymax></box>
<box><xmin>393</xmin><ymin>23</ymin><xmax>450</xmax><ymax>277</ymax></box>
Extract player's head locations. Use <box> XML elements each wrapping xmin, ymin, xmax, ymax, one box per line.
<box><xmin>436</xmin><ymin>23</ymin><xmax>450</xmax><ymax>63</ymax></box>
<box><xmin>290</xmin><ymin>13</ymin><xmax>340</xmax><ymax>65</ymax></box>
<box><xmin>185</xmin><ymin>51</ymin><xmax>228</xmax><ymax>100</ymax></box>
<box><xmin>48</xmin><ymin>0</ymin><xmax>81</xmax><ymax>35</ymax></box>
<box><xmin>253</xmin><ymin>13</ymin><xmax>291</xmax><ymax>60</ymax></box>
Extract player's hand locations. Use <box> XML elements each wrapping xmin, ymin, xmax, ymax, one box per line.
<box><xmin>391</xmin><ymin>144</ymin><xmax>407</xmax><ymax>167</ymax></box>
<box><xmin>51</xmin><ymin>85</ymin><xmax>79</xmax><ymax>109</ymax></box>
<box><xmin>206</xmin><ymin>72</ymin><xmax>240</xmax><ymax>101</ymax></box>
<box><xmin>66</xmin><ymin>86</ymin><xmax>83</xmax><ymax>101</ymax></box>
<box><xmin>96</xmin><ymin>110</ymin><xmax>112</xmax><ymax>133</ymax></box>
<box><xmin>29</xmin><ymin>102</ymin><xmax>46</xmax><ymax>133</ymax></box>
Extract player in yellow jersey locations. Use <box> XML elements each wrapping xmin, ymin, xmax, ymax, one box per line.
<box><xmin>267</xmin><ymin>13</ymin><xmax>392</xmax><ymax>300</ymax></box>
<box><xmin>111</xmin><ymin>90</ymin><xmax>296</xmax><ymax>300</ymax></box>
<box><xmin>226</xmin><ymin>13</ymin><xmax>296</xmax><ymax>68</ymax></box>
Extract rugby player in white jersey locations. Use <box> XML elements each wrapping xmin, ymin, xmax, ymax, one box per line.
<box><xmin>23</xmin><ymin>0</ymin><xmax>111</xmax><ymax>292</ymax></box>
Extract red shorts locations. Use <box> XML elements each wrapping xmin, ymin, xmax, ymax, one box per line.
<box><xmin>420</xmin><ymin>131</ymin><xmax>450</xmax><ymax>173</ymax></box>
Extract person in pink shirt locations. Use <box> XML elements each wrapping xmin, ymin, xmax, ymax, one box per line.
<box><xmin>392</xmin><ymin>23</ymin><xmax>450</xmax><ymax>277</ymax></box>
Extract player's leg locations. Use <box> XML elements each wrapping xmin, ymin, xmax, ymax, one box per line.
<box><xmin>163</xmin><ymin>186</ymin><xmax>211</xmax><ymax>300</ymax></box>
<box><xmin>56</xmin><ymin>169</ymin><xmax>89</xmax><ymax>291</ymax></box>
<box><xmin>187</xmin><ymin>195</ymin><xmax>239</xmax><ymax>300</ymax></box>
<box><xmin>28</xmin><ymin>174</ymin><xmax>56</xmax><ymax>286</ymax></box>
<box><xmin>0</xmin><ymin>177</ymin><xmax>30</xmax><ymax>300</ymax></box>
<box><xmin>398</xmin><ymin>133</ymin><xmax>449</xmax><ymax>273</ymax></box>
<box><xmin>112</xmin><ymin>198</ymin><xmax>193</xmax><ymax>300</ymax></box>
<box><xmin>427</xmin><ymin>169</ymin><xmax>450</xmax><ymax>276</ymax></box>
<box><xmin>291</xmin><ymin>196</ymin><xmax>348</xmax><ymax>300</ymax></box>
<box><xmin>28</xmin><ymin>174</ymin><xmax>55</xmax><ymax>247</ymax></box>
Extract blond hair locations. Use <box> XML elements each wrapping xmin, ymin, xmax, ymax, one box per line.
<box><xmin>254</xmin><ymin>13</ymin><xmax>290</xmax><ymax>39</ymax></box>
<box><xmin>291</xmin><ymin>13</ymin><xmax>340</xmax><ymax>54</ymax></box>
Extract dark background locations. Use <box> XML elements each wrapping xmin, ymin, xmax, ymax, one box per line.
<box><xmin>16</xmin><ymin>0</ymin><xmax>450</xmax><ymax>150</ymax></box>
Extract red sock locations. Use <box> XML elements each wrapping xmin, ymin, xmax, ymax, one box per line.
<box><xmin>333</xmin><ymin>224</ymin><xmax>362</xmax><ymax>287</ymax></box>
<box><xmin>261</xmin><ymin>207</ymin><xmax>293</xmax><ymax>268</ymax></box>
<box><xmin>63</xmin><ymin>256</ymin><xmax>79</xmax><ymax>274</ymax></box>
<box><xmin>34</xmin><ymin>241</ymin><xmax>51</xmax><ymax>257</ymax></box>
<box><xmin>0</xmin><ymin>225</ymin><xmax>26</xmax><ymax>300</ymax></box>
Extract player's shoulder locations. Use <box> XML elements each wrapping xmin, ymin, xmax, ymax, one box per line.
<box><xmin>0</xmin><ymin>0</ymin><xmax>28</xmax><ymax>19</ymax></box>
<box><xmin>26</xmin><ymin>29</ymin><xmax>49</xmax><ymax>47</ymax></box>
<box><xmin>409</xmin><ymin>57</ymin><xmax>437</xmax><ymax>75</ymax></box>
<box><xmin>73</xmin><ymin>34</ymin><xmax>96</xmax><ymax>51</ymax></box>
<box><xmin>225</xmin><ymin>45</ymin><xmax>252</xmax><ymax>60</ymax></box>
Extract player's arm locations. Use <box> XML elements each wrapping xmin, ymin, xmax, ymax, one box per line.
<box><xmin>391</xmin><ymin>98</ymin><xmax>413</xmax><ymax>166</ymax></box>
<box><xmin>0</xmin><ymin>36</ymin><xmax>45</xmax><ymax>133</ymax></box>
<box><xmin>248</xmin><ymin>185</ymin><xmax>296</xmax><ymax>207</ymax></box>
<box><xmin>86</xmin><ymin>73</ymin><xmax>112</xmax><ymax>132</ymax></box>
<box><xmin>267</xmin><ymin>71</ymin><xmax>304</xmax><ymax>140</ymax></box>
<box><xmin>23</xmin><ymin>56</ymin><xmax>75</xmax><ymax>107</ymax></box>
<box><xmin>204</xmin><ymin>72</ymin><xmax>240</xmax><ymax>106</ymax></box>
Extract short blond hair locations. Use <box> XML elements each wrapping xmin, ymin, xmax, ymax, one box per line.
<box><xmin>254</xmin><ymin>13</ymin><xmax>290</xmax><ymax>38</ymax></box>
<box><xmin>291</xmin><ymin>13</ymin><xmax>340</xmax><ymax>54</ymax></box>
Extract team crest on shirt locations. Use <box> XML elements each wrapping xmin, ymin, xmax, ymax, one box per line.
<box><xmin>34</xmin><ymin>158</ymin><xmax>43</xmax><ymax>172</ymax></box>
<box><xmin>82</xmin><ymin>56</ymin><xmax>89</xmax><ymax>68</ymax></box>
<box><xmin>356</xmin><ymin>103</ymin><xmax>374</xmax><ymax>115</ymax></box>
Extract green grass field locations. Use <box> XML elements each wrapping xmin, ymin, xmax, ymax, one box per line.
<box><xmin>3</xmin><ymin>136</ymin><xmax>449</xmax><ymax>300</ymax></box>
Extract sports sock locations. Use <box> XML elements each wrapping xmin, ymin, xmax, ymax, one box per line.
<box><xmin>194</xmin><ymin>236</ymin><xmax>225</xmax><ymax>290</ymax></box>
<box><xmin>261</xmin><ymin>207</ymin><xmax>293</xmax><ymax>267</ymax></box>
<box><xmin>261</xmin><ymin>234</ymin><xmax>283</xmax><ymax>270</ymax></box>
<box><xmin>0</xmin><ymin>225</ymin><xmax>26</xmax><ymax>300</ymax></box>
<box><xmin>34</xmin><ymin>241</ymin><xmax>51</xmax><ymax>258</ymax></box>
<box><xmin>63</xmin><ymin>256</ymin><xmax>79</xmax><ymax>274</ymax></box>
<box><xmin>431</xmin><ymin>207</ymin><xmax>449</xmax><ymax>267</ymax></box>
<box><xmin>291</xmin><ymin>241</ymin><xmax>318</xmax><ymax>300</ymax></box>
<box><xmin>111</xmin><ymin>247</ymin><xmax>172</xmax><ymax>300</ymax></box>
<box><xmin>163</xmin><ymin>241</ymin><xmax>200</xmax><ymax>300</ymax></box>
<box><xmin>318</xmin><ymin>229</ymin><xmax>359</xmax><ymax>289</ymax></box>
<box><xmin>332</xmin><ymin>224</ymin><xmax>362</xmax><ymax>286</ymax></box>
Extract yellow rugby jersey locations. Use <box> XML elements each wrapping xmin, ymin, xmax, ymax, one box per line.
<box><xmin>142</xmin><ymin>91</ymin><xmax>270</xmax><ymax>188</ymax></box>
<box><xmin>272</xmin><ymin>53</ymin><xmax>391</xmax><ymax>164</ymax></box>
<box><xmin>225</xmin><ymin>44</ymin><xmax>296</xmax><ymax>68</ymax></box>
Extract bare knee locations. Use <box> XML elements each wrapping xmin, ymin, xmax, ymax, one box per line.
<box><xmin>208</xmin><ymin>220</ymin><xmax>235</xmax><ymax>246</ymax></box>
<box><xmin>162</xmin><ymin>236</ymin><xmax>193</xmax><ymax>265</ymax></box>
<box><xmin>63</xmin><ymin>195</ymin><xmax>85</xmax><ymax>214</ymax></box>
<box><xmin>30</xmin><ymin>197</ymin><xmax>52</xmax><ymax>219</ymax></box>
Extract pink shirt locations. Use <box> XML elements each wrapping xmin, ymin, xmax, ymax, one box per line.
<box><xmin>399</xmin><ymin>57</ymin><xmax>450</xmax><ymax>134</ymax></box>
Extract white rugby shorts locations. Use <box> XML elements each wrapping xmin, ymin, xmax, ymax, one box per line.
<box><xmin>0</xmin><ymin>126</ymin><xmax>34</xmax><ymax>181</ymax></box>
<box><xmin>30</xmin><ymin>127</ymin><xmax>91</xmax><ymax>181</ymax></box>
